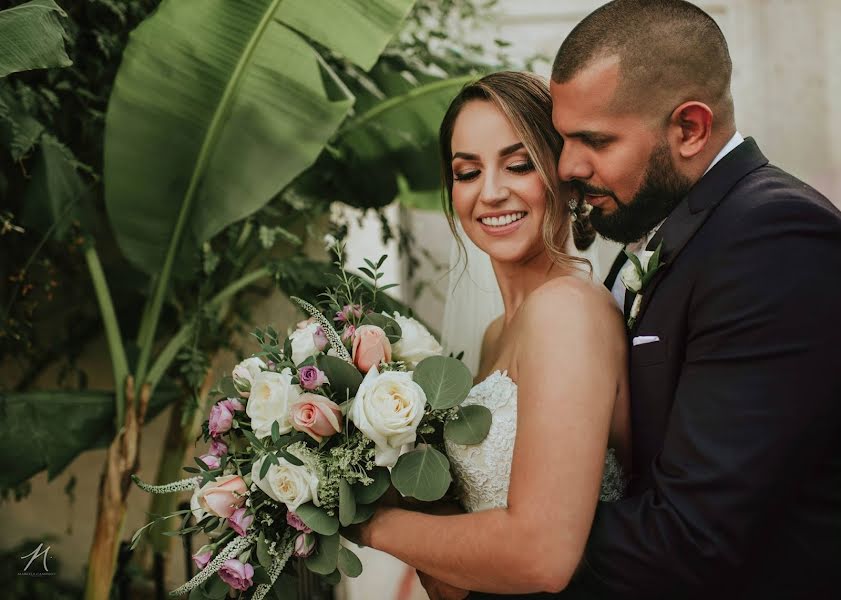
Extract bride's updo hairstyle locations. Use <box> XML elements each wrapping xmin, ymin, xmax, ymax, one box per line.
<box><xmin>439</xmin><ymin>71</ymin><xmax>596</xmax><ymax>270</ymax></box>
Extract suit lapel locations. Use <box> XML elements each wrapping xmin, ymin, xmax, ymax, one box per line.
<box><xmin>603</xmin><ymin>248</ymin><xmax>627</xmax><ymax>291</ymax></box>
<box><xmin>629</xmin><ymin>138</ymin><xmax>769</xmax><ymax>333</ymax></box>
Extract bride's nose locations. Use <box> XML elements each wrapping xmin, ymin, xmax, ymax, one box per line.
<box><xmin>479</xmin><ymin>172</ymin><xmax>510</xmax><ymax>204</ymax></box>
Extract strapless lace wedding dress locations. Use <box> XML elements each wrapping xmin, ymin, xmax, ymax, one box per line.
<box><xmin>446</xmin><ymin>370</ymin><xmax>626</xmax><ymax>512</ymax></box>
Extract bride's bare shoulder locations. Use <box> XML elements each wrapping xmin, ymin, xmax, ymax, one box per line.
<box><xmin>520</xmin><ymin>274</ymin><xmax>623</xmax><ymax>334</ymax></box>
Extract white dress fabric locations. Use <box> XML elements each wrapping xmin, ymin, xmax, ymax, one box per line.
<box><xmin>446</xmin><ymin>370</ymin><xmax>626</xmax><ymax>513</ymax></box>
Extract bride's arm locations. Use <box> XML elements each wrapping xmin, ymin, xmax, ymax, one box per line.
<box><xmin>360</xmin><ymin>280</ymin><xmax>626</xmax><ymax>594</ymax></box>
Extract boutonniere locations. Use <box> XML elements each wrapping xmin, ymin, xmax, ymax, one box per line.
<box><xmin>620</xmin><ymin>242</ymin><xmax>664</xmax><ymax>328</ymax></box>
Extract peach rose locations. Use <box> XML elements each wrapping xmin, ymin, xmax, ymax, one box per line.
<box><xmin>352</xmin><ymin>325</ymin><xmax>392</xmax><ymax>373</ymax></box>
<box><xmin>196</xmin><ymin>474</ymin><xmax>247</xmax><ymax>518</ymax></box>
<box><xmin>290</xmin><ymin>393</ymin><xmax>342</xmax><ymax>442</ymax></box>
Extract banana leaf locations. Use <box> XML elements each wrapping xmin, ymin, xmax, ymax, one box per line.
<box><xmin>0</xmin><ymin>0</ymin><xmax>72</xmax><ymax>78</ymax></box>
<box><xmin>319</xmin><ymin>75</ymin><xmax>475</xmax><ymax>210</ymax></box>
<box><xmin>104</xmin><ymin>0</ymin><xmax>414</xmax><ymax>277</ymax></box>
<box><xmin>0</xmin><ymin>383</ymin><xmax>177</xmax><ymax>488</ymax></box>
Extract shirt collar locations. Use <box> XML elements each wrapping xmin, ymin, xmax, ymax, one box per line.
<box><xmin>703</xmin><ymin>131</ymin><xmax>744</xmax><ymax>176</ymax></box>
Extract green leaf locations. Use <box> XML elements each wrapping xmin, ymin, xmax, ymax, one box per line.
<box><xmin>350</xmin><ymin>502</ymin><xmax>376</xmax><ymax>525</ymax></box>
<box><xmin>444</xmin><ymin>405</ymin><xmax>492</xmax><ymax>445</ymax></box>
<box><xmin>252</xmin><ymin>566</ymin><xmax>274</xmax><ymax>586</ymax></box>
<box><xmin>20</xmin><ymin>135</ymin><xmax>94</xmax><ymax>241</ymax></box>
<box><xmin>0</xmin><ymin>386</ymin><xmax>176</xmax><ymax>487</ymax></box>
<box><xmin>337</xmin><ymin>546</ymin><xmax>363</xmax><ymax>578</ymax></box>
<box><xmin>202</xmin><ymin>575</ymin><xmax>229</xmax><ymax>599</ymax></box>
<box><xmin>270</xmin><ymin>574</ymin><xmax>299</xmax><ymax>600</ymax></box>
<box><xmin>413</xmin><ymin>356</ymin><xmax>473</xmax><ymax>410</ymax></box>
<box><xmin>0</xmin><ymin>0</ymin><xmax>72</xmax><ymax>78</ymax></box>
<box><xmin>353</xmin><ymin>467</ymin><xmax>390</xmax><ymax>504</ymax></box>
<box><xmin>295</xmin><ymin>503</ymin><xmax>339</xmax><ymax>536</ymax></box>
<box><xmin>275</xmin><ymin>0</ymin><xmax>414</xmax><ymax>71</ymax></box>
<box><xmin>321</xmin><ymin>569</ymin><xmax>341</xmax><ymax>586</ymax></box>
<box><xmin>623</xmin><ymin>250</ymin><xmax>643</xmax><ymax>275</ymax></box>
<box><xmin>339</xmin><ymin>479</ymin><xmax>356</xmax><ymax>527</ymax></box>
<box><xmin>305</xmin><ymin>532</ymin><xmax>340</xmax><ymax>575</ymax></box>
<box><xmin>390</xmin><ymin>446</ymin><xmax>452</xmax><ymax>501</ymax></box>
<box><xmin>256</xmin><ymin>532</ymin><xmax>272</xmax><ymax>570</ymax></box>
<box><xmin>104</xmin><ymin>0</ymin><xmax>410</xmax><ymax>275</ymax></box>
<box><xmin>271</xmin><ymin>420</ymin><xmax>281</xmax><ymax>444</ymax></box>
<box><xmin>359</xmin><ymin>313</ymin><xmax>402</xmax><ymax>343</ymax></box>
<box><xmin>317</xmin><ymin>355</ymin><xmax>363</xmax><ymax>401</ymax></box>
<box><xmin>327</xmin><ymin>76</ymin><xmax>475</xmax><ymax>210</ymax></box>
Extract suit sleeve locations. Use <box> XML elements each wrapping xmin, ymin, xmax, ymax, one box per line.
<box><xmin>575</xmin><ymin>199</ymin><xmax>841</xmax><ymax>597</ymax></box>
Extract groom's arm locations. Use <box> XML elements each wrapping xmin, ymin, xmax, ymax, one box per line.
<box><xmin>577</xmin><ymin>199</ymin><xmax>841</xmax><ymax>597</ymax></box>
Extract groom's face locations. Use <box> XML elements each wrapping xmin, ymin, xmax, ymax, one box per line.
<box><xmin>550</xmin><ymin>57</ymin><xmax>691</xmax><ymax>244</ymax></box>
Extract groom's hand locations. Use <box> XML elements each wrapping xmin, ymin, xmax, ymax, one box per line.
<box><xmin>417</xmin><ymin>570</ymin><xmax>469</xmax><ymax>600</ymax></box>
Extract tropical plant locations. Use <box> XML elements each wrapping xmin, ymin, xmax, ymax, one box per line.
<box><xmin>0</xmin><ymin>0</ymin><xmax>518</xmax><ymax>597</ymax></box>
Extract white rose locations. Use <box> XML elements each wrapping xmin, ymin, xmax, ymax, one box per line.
<box><xmin>349</xmin><ymin>366</ymin><xmax>427</xmax><ymax>467</ymax></box>
<box><xmin>246</xmin><ymin>368</ymin><xmax>300</xmax><ymax>439</ymax></box>
<box><xmin>289</xmin><ymin>322</ymin><xmax>320</xmax><ymax>366</ymax></box>
<box><xmin>232</xmin><ymin>356</ymin><xmax>266</xmax><ymax>397</ymax></box>
<box><xmin>619</xmin><ymin>251</ymin><xmax>653</xmax><ymax>293</ymax></box>
<box><xmin>387</xmin><ymin>312</ymin><xmax>443</xmax><ymax>369</ymax></box>
<box><xmin>251</xmin><ymin>454</ymin><xmax>320</xmax><ymax>512</ymax></box>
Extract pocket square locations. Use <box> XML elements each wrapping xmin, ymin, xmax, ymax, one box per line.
<box><xmin>632</xmin><ymin>335</ymin><xmax>660</xmax><ymax>346</ymax></box>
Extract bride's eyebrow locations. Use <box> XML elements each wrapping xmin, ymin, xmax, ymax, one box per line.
<box><xmin>452</xmin><ymin>142</ymin><xmax>526</xmax><ymax>161</ymax></box>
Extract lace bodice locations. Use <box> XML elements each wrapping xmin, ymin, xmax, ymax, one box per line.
<box><xmin>446</xmin><ymin>370</ymin><xmax>626</xmax><ymax>512</ymax></box>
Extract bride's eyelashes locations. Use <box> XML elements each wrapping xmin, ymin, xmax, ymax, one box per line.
<box><xmin>453</xmin><ymin>159</ymin><xmax>535</xmax><ymax>182</ymax></box>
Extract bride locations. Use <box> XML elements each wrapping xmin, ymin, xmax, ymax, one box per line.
<box><xmin>354</xmin><ymin>71</ymin><xmax>631</xmax><ymax>598</ymax></box>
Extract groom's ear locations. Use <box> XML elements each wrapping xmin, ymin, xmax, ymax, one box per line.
<box><xmin>668</xmin><ymin>101</ymin><xmax>713</xmax><ymax>159</ymax></box>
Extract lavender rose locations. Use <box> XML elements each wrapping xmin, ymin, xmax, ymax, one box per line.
<box><xmin>219</xmin><ymin>558</ymin><xmax>254</xmax><ymax>591</ymax></box>
<box><xmin>298</xmin><ymin>366</ymin><xmax>328</xmax><ymax>391</ymax></box>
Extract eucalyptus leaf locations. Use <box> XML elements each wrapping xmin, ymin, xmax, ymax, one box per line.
<box><xmin>360</xmin><ymin>313</ymin><xmax>402</xmax><ymax>343</ymax></box>
<box><xmin>444</xmin><ymin>405</ymin><xmax>492</xmax><ymax>445</ymax></box>
<box><xmin>202</xmin><ymin>575</ymin><xmax>229</xmax><ymax>599</ymax></box>
<box><xmin>353</xmin><ymin>467</ymin><xmax>390</xmax><ymax>504</ymax></box>
<box><xmin>413</xmin><ymin>356</ymin><xmax>473</xmax><ymax>410</ymax></box>
<box><xmin>350</xmin><ymin>502</ymin><xmax>376</xmax><ymax>525</ymax></box>
<box><xmin>305</xmin><ymin>532</ymin><xmax>340</xmax><ymax>575</ymax></box>
<box><xmin>296</xmin><ymin>503</ymin><xmax>339</xmax><ymax>536</ymax></box>
<box><xmin>322</xmin><ymin>569</ymin><xmax>342</xmax><ymax>586</ymax></box>
<box><xmin>270</xmin><ymin>574</ymin><xmax>298</xmax><ymax>600</ymax></box>
<box><xmin>317</xmin><ymin>355</ymin><xmax>363</xmax><ymax>400</ymax></box>
<box><xmin>338</xmin><ymin>546</ymin><xmax>363</xmax><ymax>578</ymax></box>
<box><xmin>391</xmin><ymin>446</ymin><xmax>452</xmax><ymax>501</ymax></box>
<box><xmin>339</xmin><ymin>479</ymin><xmax>356</xmax><ymax>527</ymax></box>
<box><xmin>256</xmin><ymin>533</ymin><xmax>272</xmax><ymax>570</ymax></box>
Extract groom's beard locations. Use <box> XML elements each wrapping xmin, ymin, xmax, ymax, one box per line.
<box><xmin>575</xmin><ymin>142</ymin><xmax>694</xmax><ymax>245</ymax></box>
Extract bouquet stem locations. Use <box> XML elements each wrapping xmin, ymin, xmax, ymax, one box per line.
<box><xmin>84</xmin><ymin>376</ymin><xmax>150</xmax><ymax>600</ymax></box>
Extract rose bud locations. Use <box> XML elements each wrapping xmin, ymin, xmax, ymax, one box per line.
<box><xmin>298</xmin><ymin>366</ymin><xmax>328</xmax><ymax>391</ymax></box>
<box><xmin>227</xmin><ymin>507</ymin><xmax>254</xmax><ymax>537</ymax></box>
<box><xmin>196</xmin><ymin>474</ymin><xmax>248</xmax><ymax>519</ymax></box>
<box><xmin>218</xmin><ymin>558</ymin><xmax>254</xmax><ymax>591</ymax></box>
<box><xmin>293</xmin><ymin>533</ymin><xmax>317</xmax><ymax>558</ymax></box>
<box><xmin>351</xmin><ymin>325</ymin><xmax>392</xmax><ymax>373</ymax></box>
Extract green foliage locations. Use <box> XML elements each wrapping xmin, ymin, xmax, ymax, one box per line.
<box><xmin>390</xmin><ymin>445</ymin><xmax>452</xmax><ymax>501</ymax></box>
<box><xmin>316</xmin><ymin>355</ymin><xmax>363</xmax><ymax>402</ymax></box>
<box><xmin>0</xmin><ymin>0</ymin><xmax>72</xmax><ymax>78</ymax></box>
<box><xmin>295</xmin><ymin>503</ymin><xmax>339</xmax><ymax>536</ymax></box>
<box><xmin>444</xmin><ymin>404</ymin><xmax>492</xmax><ymax>445</ymax></box>
<box><xmin>304</xmin><ymin>532</ymin><xmax>340</xmax><ymax>575</ymax></box>
<box><xmin>352</xmin><ymin>466</ymin><xmax>390</xmax><ymax>504</ymax></box>
<box><xmin>338</xmin><ymin>478</ymin><xmax>356</xmax><ymax>527</ymax></box>
<box><xmin>413</xmin><ymin>355</ymin><xmax>474</xmax><ymax>409</ymax></box>
<box><xmin>337</xmin><ymin>546</ymin><xmax>363</xmax><ymax>578</ymax></box>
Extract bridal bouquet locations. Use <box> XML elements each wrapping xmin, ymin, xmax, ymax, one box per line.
<box><xmin>132</xmin><ymin>241</ymin><xmax>491</xmax><ymax>599</ymax></box>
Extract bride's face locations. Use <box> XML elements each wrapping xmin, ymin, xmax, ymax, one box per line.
<box><xmin>450</xmin><ymin>101</ymin><xmax>548</xmax><ymax>264</ymax></box>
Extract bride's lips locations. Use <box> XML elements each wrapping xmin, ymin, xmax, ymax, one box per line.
<box><xmin>477</xmin><ymin>212</ymin><xmax>528</xmax><ymax>236</ymax></box>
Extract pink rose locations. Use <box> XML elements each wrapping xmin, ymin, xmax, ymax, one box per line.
<box><xmin>208</xmin><ymin>403</ymin><xmax>233</xmax><ymax>437</ymax></box>
<box><xmin>335</xmin><ymin>304</ymin><xmax>363</xmax><ymax>323</ymax></box>
<box><xmin>293</xmin><ymin>533</ymin><xmax>316</xmax><ymax>558</ymax></box>
<box><xmin>290</xmin><ymin>393</ymin><xmax>342</xmax><ymax>442</ymax></box>
<box><xmin>196</xmin><ymin>474</ymin><xmax>247</xmax><ymax>518</ymax></box>
<box><xmin>192</xmin><ymin>547</ymin><xmax>213</xmax><ymax>570</ymax></box>
<box><xmin>298</xmin><ymin>366</ymin><xmax>327</xmax><ymax>391</ymax></box>
<box><xmin>220</xmin><ymin>398</ymin><xmax>244</xmax><ymax>412</ymax></box>
<box><xmin>313</xmin><ymin>326</ymin><xmax>329</xmax><ymax>352</ymax></box>
<box><xmin>352</xmin><ymin>325</ymin><xmax>392</xmax><ymax>373</ymax></box>
<box><xmin>227</xmin><ymin>507</ymin><xmax>254</xmax><ymax>537</ymax></box>
<box><xmin>219</xmin><ymin>558</ymin><xmax>254</xmax><ymax>591</ymax></box>
<box><xmin>286</xmin><ymin>510</ymin><xmax>312</xmax><ymax>533</ymax></box>
<box><xmin>198</xmin><ymin>454</ymin><xmax>220</xmax><ymax>470</ymax></box>
<box><xmin>341</xmin><ymin>324</ymin><xmax>356</xmax><ymax>341</ymax></box>
<box><xmin>209</xmin><ymin>439</ymin><xmax>228</xmax><ymax>457</ymax></box>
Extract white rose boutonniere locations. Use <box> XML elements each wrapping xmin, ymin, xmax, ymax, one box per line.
<box><xmin>621</xmin><ymin>242</ymin><xmax>664</xmax><ymax>328</ymax></box>
<box><xmin>387</xmin><ymin>312</ymin><xmax>443</xmax><ymax>369</ymax></box>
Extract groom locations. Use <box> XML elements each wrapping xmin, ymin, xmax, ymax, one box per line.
<box><xmin>465</xmin><ymin>1</ymin><xmax>841</xmax><ymax>599</ymax></box>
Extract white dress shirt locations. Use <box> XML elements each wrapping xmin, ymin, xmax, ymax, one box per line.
<box><xmin>610</xmin><ymin>131</ymin><xmax>744</xmax><ymax>308</ymax></box>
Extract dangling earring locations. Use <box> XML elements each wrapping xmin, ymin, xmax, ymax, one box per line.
<box><xmin>568</xmin><ymin>197</ymin><xmax>579</xmax><ymax>222</ymax></box>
